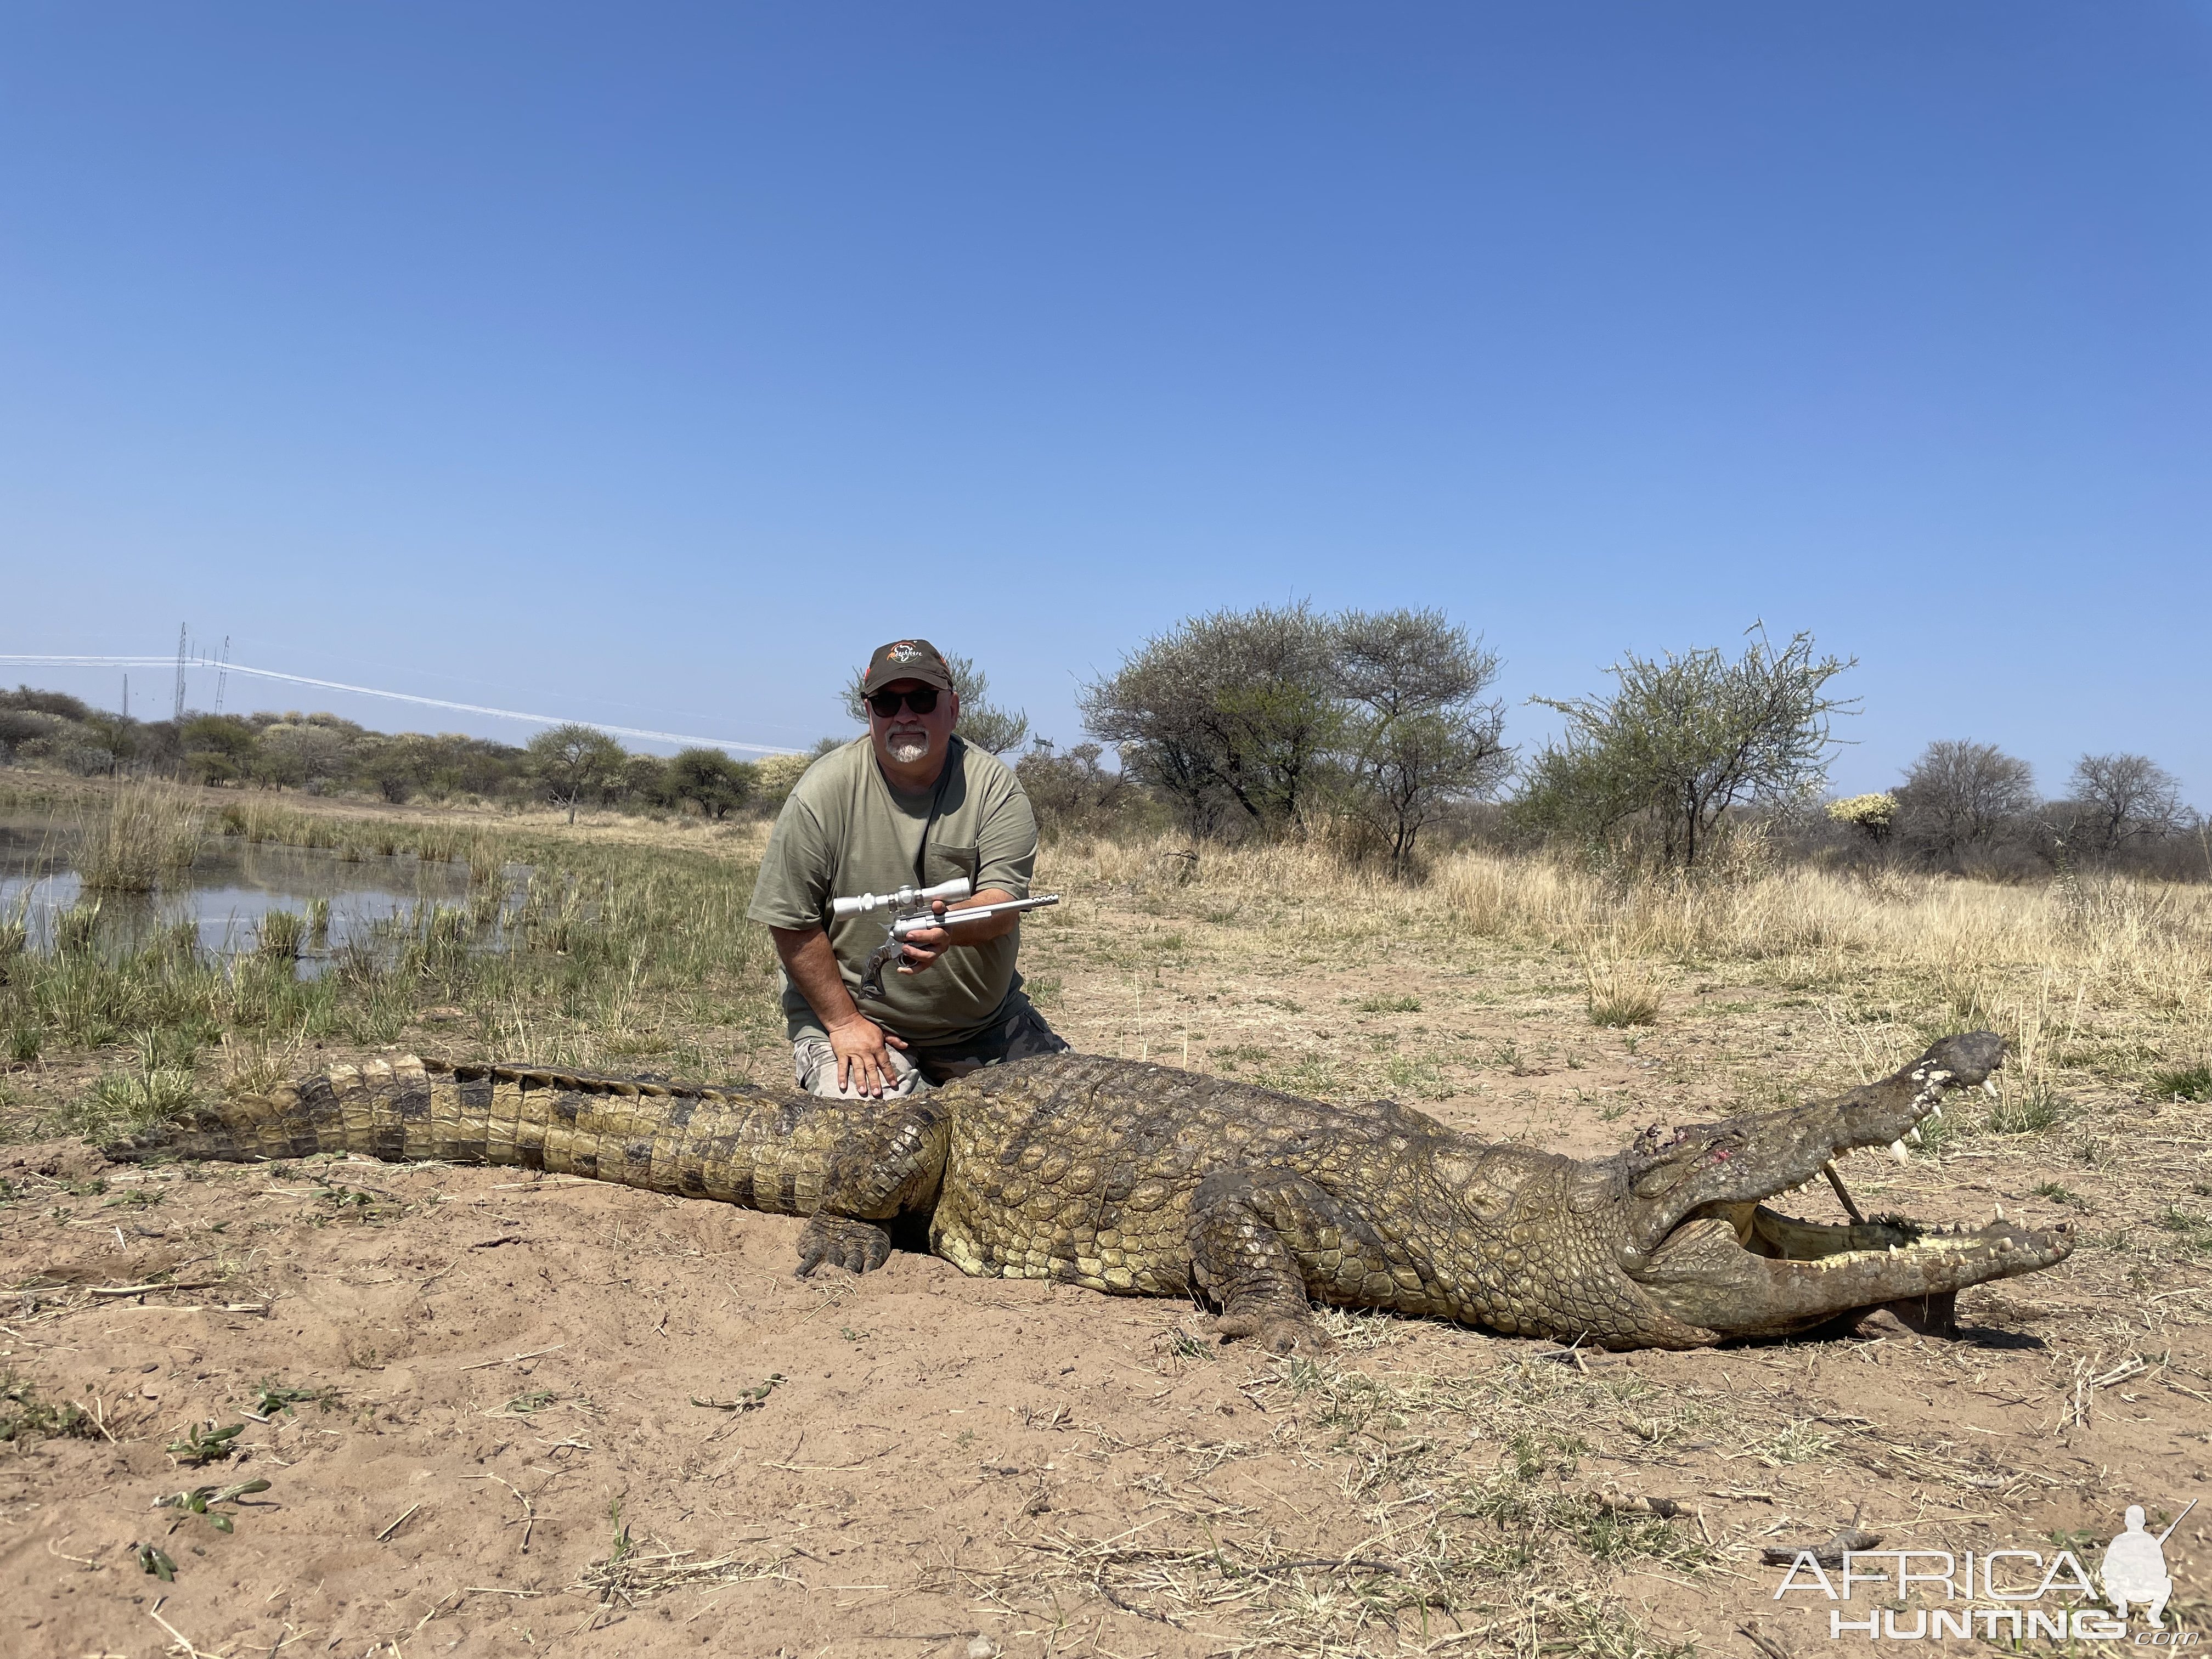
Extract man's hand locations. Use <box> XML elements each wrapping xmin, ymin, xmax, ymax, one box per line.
<box><xmin>895</xmin><ymin>889</ymin><xmax>1020</xmax><ymax>977</ymax></box>
<box><xmin>771</xmin><ymin>922</ymin><xmax>915</xmax><ymax>1096</ymax></box>
<box><xmin>825</xmin><ymin>1012</ymin><xmax>909</xmax><ymax>1098</ymax></box>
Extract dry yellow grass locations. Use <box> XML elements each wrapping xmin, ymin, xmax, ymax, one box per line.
<box><xmin>1047</xmin><ymin>832</ymin><xmax>2211</xmax><ymax>1045</ymax></box>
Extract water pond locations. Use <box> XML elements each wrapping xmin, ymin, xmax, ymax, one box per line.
<box><xmin>0</xmin><ymin>816</ymin><xmax>510</xmax><ymax>977</ymax></box>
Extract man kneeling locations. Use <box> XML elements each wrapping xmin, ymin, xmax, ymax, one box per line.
<box><xmin>747</xmin><ymin>639</ymin><xmax>1066</xmax><ymax>1097</ymax></box>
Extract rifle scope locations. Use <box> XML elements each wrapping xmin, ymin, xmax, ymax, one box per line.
<box><xmin>831</xmin><ymin>876</ymin><xmax>972</xmax><ymax>919</ymax></box>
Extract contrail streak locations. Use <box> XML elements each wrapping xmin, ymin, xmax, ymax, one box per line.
<box><xmin>0</xmin><ymin>655</ymin><xmax>800</xmax><ymax>755</ymax></box>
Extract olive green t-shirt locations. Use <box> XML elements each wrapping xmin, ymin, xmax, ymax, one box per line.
<box><xmin>745</xmin><ymin>735</ymin><xmax>1039</xmax><ymax>1046</ymax></box>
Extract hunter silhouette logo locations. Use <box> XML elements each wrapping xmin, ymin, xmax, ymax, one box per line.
<box><xmin>2105</xmin><ymin>1501</ymin><xmax>2194</xmax><ymax>1629</ymax></box>
<box><xmin>886</xmin><ymin>642</ymin><xmax>921</xmax><ymax>663</ymax></box>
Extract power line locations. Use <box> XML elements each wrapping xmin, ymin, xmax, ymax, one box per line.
<box><xmin>0</xmin><ymin>654</ymin><xmax>799</xmax><ymax>755</ymax></box>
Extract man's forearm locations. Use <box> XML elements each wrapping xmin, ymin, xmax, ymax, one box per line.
<box><xmin>770</xmin><ymin>924</ymin><xmax>862</xmax><ymax>1029</ymax></box>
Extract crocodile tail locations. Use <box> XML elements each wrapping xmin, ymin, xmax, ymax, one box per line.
<box><xmin>99</xmin><ymin>1055</ymin><xmax>831</xmax><ymax>1212</ymax></box>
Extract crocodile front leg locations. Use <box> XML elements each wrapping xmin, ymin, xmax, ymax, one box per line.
<box><xmin>1187</xmin><ymin>1167</ymin><xmax>1371</xmax><ymax>1353</ymax></box>
<box><xmin>794</xmin><ymin>1093</ymin><xmax>953</xmax><ymax>1278</ymax></box>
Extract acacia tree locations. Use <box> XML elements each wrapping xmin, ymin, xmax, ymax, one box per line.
<box><xmin>1332</xmin><ymin>609</ymin><xmax>1510</xmax><ymax>874</ymax></box>
<box><xmin>527</xmin><ymin>723</ymin><xmax>627</xmax><ymax>824</ymax></box>
<box><xmin>1893</xmin><ymin>740</ymin><xmax>2035</xmax><ymax>859</ymax></box>
<box><xmin>2066</xmin><ymin>753</ymin><xmax>2183</xmax><ymax>854</ymax></box>
<box><xmin>666</xmin><ymin>747</ymin><xmax>758</xmax><ymax>820</ymax></box>
<box><xmin>1081</xmin><ymin>604</ymin><xmax>1341</xmax><ymax>838</ymax></box>
<box><xmin>1515</xmin><ymin>627</ymin><xmax>1855</xmax><ymax>869</ymax></box>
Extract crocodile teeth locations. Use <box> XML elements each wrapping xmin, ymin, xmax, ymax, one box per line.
<box><xmin>1888</xmin><ymin>1140</ymin><xmax>1911</xmax><ymax>1162</ymax></box>
<box><xmin>1929</xmin><ymin>1102</ymin><xmax>1943</xmax><ymax>1119</ymax></box>
<box><xmin>1984</xmin><ymin>1079</ymin><xmax>2000</xmax><ymax>1098</ymax></box>
<box><xmin>1906</xmin><ymin>1127</ymin><xmax>1923</xmax><ymax>1146</ymax></box>
<box><xmin>1993</xmin><ymin>1204</ymin><xmax>2005</xmax><ymax>1222</ymax></box>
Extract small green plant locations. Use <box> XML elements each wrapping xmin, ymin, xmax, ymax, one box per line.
<box><xmin>2032</xmin><ymin>1181</ymin><xmax>2091</xmax><ymax>1210</ymax></box>
<box><xmin>689</xmin><ymin>1373</ymin><xmax>785</xmax><ymax>1412</ymax></box>
<box><xmin>1986</xmin><ymin>1082</ymin><xmax>2070</xmax><ymax>1136</ymax></box>
<box><xmin>607</xmin><ymin>1497</ymin><xmax>631</xmax><ymax>1565</ymax></box>
<box><xmin>2155</xmin><ymin>1207</ymin><xmax>2212</xmax><ymax>1252</ymax></box>
<box><xmin>2151</xmin><ymin>1063</ymin><xmax>2212</xmax><ymax>1103</ymax></box>
<box><xmin>303</xmin><ymin>896</ymin><xmax>331</xmax><ymax>945</ymax></box>
<box><xmin>1209</xmin><ymin>1042</ymin><xmax>1269</xmax><ymax>1073</ymax></box>
<box><xmin>250</xmin><ymin>1378</ymin><xmax>337</xmax><ymax>1417</ymax></box>
<box><xmin>166</xmin><ymin>1421</ymin><xmax>246</xmax><ymax>1466</ymax></box>
<box><xmin>1760</xmin><ymin>1420</ymin><xmax>1835</xmax><ymax>1465</ymax></box>
<box><xmin>1384</xmin><ymin>1052</ymin><xmax>1443</xmax><ymax>1092</ymax></box>
<box><xmin>135</xmin><ymin>1543</ymin><xmax>178</xmax><ymax>1581</ymax></box>
<box><xmin>1354</xmin><ymin>994</ymin><xmax>1421</xmax><ymax>1014</ymax></box>
<box><xmin>5</xmin><ymin>1022</ymin><xmax>40</xmax><ymax>1065</ymax></box>
<box><xmin>86</xmin><ymin>1039</ymin><xmax>199</xmax><ymax>1128</ymax></box>
<box><xmin>0</xmin><ymin>1373</ymin><xmax>99</xmax><ymax>1443</ymax></box>
<box><xmin>154</xmin><ymin>1479</ymin><xmax>269</xmax><ymax>1533</ymax></box>
<box><xmin>1508</xmin><ymin>1431</ymin><xmax>1547</xmax><ymax>1481</ymax></box>
<box><xmin>504</xmin><ymin>1389</ymin><xmax>558</xmax><ymax>1414</ymax></box>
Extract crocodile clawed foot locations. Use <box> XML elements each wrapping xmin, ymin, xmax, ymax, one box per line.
<box><xmin>794</xmin><ymin>1215</ymin><xmax>894</xmax><ymax>1278</ymax></box>
<box><xmin>1215</xmin><ymin>1307</ymin><xmax>1333</xmax><ymax>1356</ymax></box>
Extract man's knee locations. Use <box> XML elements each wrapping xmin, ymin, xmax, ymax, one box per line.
<box><xmin>1004</xmin><ymin>1000</ymin><xmax>1070</xmax><ymax>1063</ymax></box>
<box><xmin>792</xmin><ymin>1036</ymin><xmax>928</xmax><ymax>1099</ymax></box>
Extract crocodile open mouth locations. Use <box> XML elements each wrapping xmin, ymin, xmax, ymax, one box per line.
<box><xmin>1638</xmin><ymin>1139</ymin><xmax>2075</xmax><ymax>1337</ymax></box>
<box><xmin>1689</xmin><ymin>1196</ymin><xmax>2062</xmax><ymax>1267</ymax></box>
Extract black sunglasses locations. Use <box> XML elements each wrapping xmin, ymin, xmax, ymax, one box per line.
<box><xmin>867</xmin><ymin>686</ymin><xmax>940</xmax><ymax>718</ymax></box>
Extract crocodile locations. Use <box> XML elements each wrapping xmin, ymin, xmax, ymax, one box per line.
<box><xmin>101</xmin><ymin>1031</ymin><xmax>2070</xmax><ymax>1350</ymax></box>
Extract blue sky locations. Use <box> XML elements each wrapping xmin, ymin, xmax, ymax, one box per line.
<box><xmin>3</xmin><ymin>4</ymin><xmax>2207</xmax><ymax>802</ymax></box>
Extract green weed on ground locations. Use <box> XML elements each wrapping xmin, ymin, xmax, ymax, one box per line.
<box><xmin>0</xmin><ymin>1372</ymin><xmax>100</xmax><ymax>1444</ymax></box>
<box><xmin>2151</xmin><ymin>1062</ymin><xmax>2212</xmax><ymax>1103</ymax></box>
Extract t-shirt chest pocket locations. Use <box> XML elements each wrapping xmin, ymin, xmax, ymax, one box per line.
<box><xmin>923</xmin><ymin>842</ymin><xmax>980</xmax><ymax>890</ymax></box>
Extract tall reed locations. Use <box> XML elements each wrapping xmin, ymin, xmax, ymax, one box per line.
<box><xmin>77</xmin><ymin>780</ymin><xmax>206</xmax><ymax>893</ymax></box>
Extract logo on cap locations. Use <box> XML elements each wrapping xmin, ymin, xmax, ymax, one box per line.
<box><xmin>887</xmin><ymin>642</ymin><xmax>921</xmax><ymax>663</ymax></box>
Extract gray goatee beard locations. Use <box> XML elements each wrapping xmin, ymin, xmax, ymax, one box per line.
<box><xmin>888</xmin><ymin>732</ymin><xmax>930</xmax><ymax>765</ymax></box>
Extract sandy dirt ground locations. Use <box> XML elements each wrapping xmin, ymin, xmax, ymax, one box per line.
<box><xmin>4</xmin><ymin>1074</ymin><xmax>2207</xmax><ymax>1658</ymax></box>
<box><xmin>3</xmin><ymin>806</ymin><xmax>2209</xmax><ymax>1656</ymax></box>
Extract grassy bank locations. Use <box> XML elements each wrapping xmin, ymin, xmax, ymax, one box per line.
<box><xmin>0</xmin><ymin>785</ymin><xmax>785</xmax><ymax>1144</ymax></box>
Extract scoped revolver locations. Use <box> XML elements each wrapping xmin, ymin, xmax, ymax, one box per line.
<box><xmin>832</xmin><ymin>878</ymin><xmax>1062</xmax><ymax>1001</ymax></box>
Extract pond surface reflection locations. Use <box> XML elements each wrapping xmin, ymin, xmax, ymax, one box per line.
<box><xmin>0</xmin><ymin>816</ymin><xmax>494</xmax><ymax>977</ymax></box>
